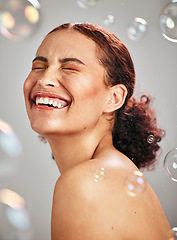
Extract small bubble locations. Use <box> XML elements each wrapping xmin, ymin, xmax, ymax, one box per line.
<box><xmin>147</xmin><ymin>134</ymin><xmax>155</xmax><ymax>144</ymax></box>
<box><xmin>93</xmin><ymin>167</ymin><xmax>106</xmax><ymax>182</ymax></box>
<box><xmin>76</xmin><ymin>0</ymin><xmax>99</xmax><ymax>8</ymax></box>
<box><xmin>125</xmin><ymin>171</ymin><xmax>146</xmax><ymax>197</ymax></box>
<box><xmin>127</xmin><ymin>17</ymin><xmax>147</xmax><ymax>41</ymax></box>
<box><xmin>172</xmin><ymin>227</ymin><xmax>177</xmax><ymax>240</ymax></box>
<box><xmin>104</xmin><ymin>15</ymin><xmax>115</xmax><ymax>27</ymax></box>
<box><xmin>164</xmin><ymin>148</ymin><xmax>177</xmax><ymax>182</ymax></box>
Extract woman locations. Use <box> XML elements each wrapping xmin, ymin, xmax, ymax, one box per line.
<box><xmin>23</xmin><ymin>23</ymin><xmax>173</xmax><ymax>239</ymax></box>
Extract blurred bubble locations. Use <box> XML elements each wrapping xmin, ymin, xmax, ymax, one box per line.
<box><xmin>164</xmin><ymin>148</ymin><xmax>177</xmax><ymax>182</ymax></box>
<box><xmin>104</xmin><ymin>15</ymin><xmax>115</xmax><ymax>26</ymax></box>
<box><xmin>0</xmin><ymin>0</ymin><xmax>40</xmax><ymax>41</ymax></box>
<box><xmin>93</xmin><ymin>167</ymin><xmax>106</xmax><ymax>182</ymax></box>
<box><xmin>127</xmin><ymin>17</ymin><xmax>147</xmax><ymax>41</ymax></box>
<box><xmin>76</xmin><ymin>0</ymin><xmax>99</xmax><ymax>8</ymax></box>
<box><xmin>147</xmin><ymin>134</ymin><xmax>155</xmax><ymax>144</ymax></box>
<box><xmin>0</xmin><ymin>188</ymin><xmax>33</xmax><ymax>240</ymax></box>
<box><xmin>125</xmin><ymin>171</ymin><xmax>146</xmax><ymax>197</ymax></box>
<box><xmin>172</xmin><ymin>227</ymin><xmax>177</xmax><ymax>239</ymax></box>
<box><xmin>0</xmin><ymin>119</ymin><xmax>22</xmax><ymax>176</ymax></box>
<box><xmin>160</xmin><ymin>1</ymin><xmax>177</xmax><ymax>43</ymax></box>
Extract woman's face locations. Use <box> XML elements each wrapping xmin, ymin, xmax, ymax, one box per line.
<box><xmin>23</xmin><ymin>29</ymin><xmax>111</xmax><ymax>136</ymax></box>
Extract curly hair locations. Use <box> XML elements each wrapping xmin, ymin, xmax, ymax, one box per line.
<box><xmin>48</xmin><ymin>23</ymin><xmax>165</xmax><ymax>170</ymax></box>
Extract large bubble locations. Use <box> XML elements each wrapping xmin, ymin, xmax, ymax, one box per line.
<box><xmin>0</xmin><ymin>119</ymin><xmax>22</xmax><ymax>176</ymax></box>
<box><xmin>160</xmin><ymin>1</ymin><xmax>177</xmax><ymax>43</ymax></box>
<box><xmin>0</xmin><ymin>0</ymin><xmax>41</xmax><ymax>41</ymax></box>
<box><xmin>0</xmin><ymin>188</ymin><xmax>33</xmax><ymax>240</ymax></box>
<box><xmin>164</xmin><ymin>148</ymin><xmax>177</xmax><ymax>182</ymax></box>
<box><xmin>127</xmin><ymin>17</ymin><xmax>147</xmax><ymax>41</ymax></box>
<box><xmin>76</xmin><ymin>0</ymin><xmax>99</xmax><ymax>8</ymax></box>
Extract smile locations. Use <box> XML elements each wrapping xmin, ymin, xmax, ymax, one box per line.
<box><xmin>35</xmin><ymin>96</ymin><xmax>68</xmax><ymax>108</ymax></box>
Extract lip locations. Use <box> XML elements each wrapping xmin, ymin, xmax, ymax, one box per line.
<box><xmin>30</xmin><ymin>91</ymin><xmax>71</xmax><ymax>110</ymax></box>
<box><xmin>31</xmin><ymin>92</ymin><xmax>71</xmax><ymax>104</ymax></box>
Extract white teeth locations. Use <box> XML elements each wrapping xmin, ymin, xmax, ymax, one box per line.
<box><xmin>39</xmin><ymin>97</ymin><xmax>44</xmax><ymax>104</ymax></box>
<box><xmin>53</xmin><ymin>101</ymin><xmax>57</xmax><ymax>107</ymax></box>
<box><xmin>44</xmin><ymin>98</ymin><xmax>49</xmax><ymax>104</ymax></box>
<box><xmin>35</xmin><ymin>96</ymin><xmax>67</xmax><ymax>108</ymax></box>
<box><xmin>49</xmin><ymin>99</ymin><xmax>53</xmax><ymax>105</ymax></box>
<box><xmin>58</xmin><ymin>102</ymin><xmax>62</xmax><ymax>108</ymax></box>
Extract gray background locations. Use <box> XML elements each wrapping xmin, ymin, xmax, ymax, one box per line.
<box><xmin>0</xmin><ymin>0</ymin><xmax>177</xmax><ymax>239</ymax></box>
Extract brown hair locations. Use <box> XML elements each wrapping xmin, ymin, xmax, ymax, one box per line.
<box><xmin>49</xmin><ymin>23</ymin><xmax>164</xmax><ymax>170</ymax></box>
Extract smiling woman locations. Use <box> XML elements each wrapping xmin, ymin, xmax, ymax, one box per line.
<box><xmin>23</xmin><ymin>23</ymin><xmax>174</xmax><ymax>240</ymax></box>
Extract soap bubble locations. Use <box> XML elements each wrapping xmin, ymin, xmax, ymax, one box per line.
<box><xmin>93</xmin><ymin>167</ymin><xmax>106</xmax><ymax>182</ymax></box>
<box><xmin>0</xmin><ymin>188</ymin><xmax>33</xmax><ymax>240</ymax></box>
<box><xmin>160</xmin><ymin>1</ymin><xmax>177</xmax><ymax>43</ymax></box>
<box><xmin>104</xmin><ymin>15</ymin><xmax>115</xmax><ymax>27</ymax></box>
<box><xmin>147</xmin><ymin>134</ymin><xmax>155</xmax><ymax>144</ymax></box>
<box><xmin>125</xmin><ymin>171</ymin><xmax>146</xmax><ymax>197</ymax></box>
<box><xmin>127</xmin><ymin>17</ymin><xmax>147</xmax><ymax>41</ymax></box>
<box><xmin>0</xmin><ymin>0</ymin><xmax>41</xmax><ymax>41</ymax></box>
<box><xmin>77</xmin><ymin>0</ymin><xmax>99</xmax><ymax>8</ymax></box>
<box><xmin>168</xmin><ymin>227</ymin><xmax>177</xmax><ymax>240</ymax></box>
<box><xmin>0</xmin><ymin>119</ymin><xmax>22</xmax><ymax>176</ymax></box>
<box><xmin>172</xmin><ymin>227</ymin><xmax>177</xmax><ymax>239</ymax></box>
<box><xmin>164</xmin><ymin>148</ymin><xmax>177</xmax><ymax>182</ymax></box>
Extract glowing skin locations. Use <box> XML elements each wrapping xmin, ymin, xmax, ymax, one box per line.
<box><xmin>23</xmin><ymin>29</ymin><xmax>111</xmax><ymax>137</ymax></box>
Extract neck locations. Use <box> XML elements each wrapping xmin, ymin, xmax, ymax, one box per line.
<box><xmin>45</xmin><ymin>129</ymin><xmax>113</xmax><ymax>174</ymax></box>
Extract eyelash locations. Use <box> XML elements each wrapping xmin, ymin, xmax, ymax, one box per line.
<box><xmin>59</xmin><ymin>67</ymin><xmax>78</xmax><ymax>71</ymax></box>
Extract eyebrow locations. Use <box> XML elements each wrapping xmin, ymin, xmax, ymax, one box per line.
<box><xmin>32</xmin><ymin>56</ymin><xmax>48</xmax><ymax>63</ymax></box>
<box><xmin>32</xmin><ymin>56</ymin><xmax>86</xmax><ymax>66</ymax></box>
<box><xmin>59</xmin><ymin>58</ymin><xmax>86</xmax><ymax>66</ymax></box>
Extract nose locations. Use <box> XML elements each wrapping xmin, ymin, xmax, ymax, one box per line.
<box><xmin>37</xmin><ymin>70</ymin><xmax>60</xmax><ymax>88</ymax></box>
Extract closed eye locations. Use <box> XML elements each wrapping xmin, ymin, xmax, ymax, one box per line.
<box><xmin>59</xmin><ymin>66</ymin><xmax>79</xmax><ymax>72</ymax></box>
<box><xmin>32</xmin><ymin>67</ymin><xmax>47</xmax><ymax>70</ymax></box>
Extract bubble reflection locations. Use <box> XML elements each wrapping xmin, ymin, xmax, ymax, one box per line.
<box><xmin>0</xmin><ymin>188</ymin><xmax>33</xmax><ymax>240</ymax></box>
<box><xmin>0</xmin><ymin>0</ymin><xmax>41</xmax><ymax>41</ymax></box>
<box><xmin>164</xmin><ymin>148</ymin><xmax>177</xmax><ymax>182</ymax></box>
<box><xmin>93</xmin><ymin>167</ymin><xmax>106</xmax><ymax>182</ymax></box>
<box><xmin>160</xmin><ymin>1</ymin><xmax>177</xmax><ymax>42</ymax></box>
<box><xmin>125</xmin><ymin>171</ymin><xmax>146</xmax><ymax>197</ymax></box>
<box><xmin>127</xmin><ymin>17</ymin><xmax>147</xmax><ymax>41</ymax></box>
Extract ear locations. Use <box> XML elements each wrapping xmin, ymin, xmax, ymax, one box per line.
<box><xmin>104</xmin><ymin>84</ymin><xmax>128</xmax><ymax>113</ymax></box>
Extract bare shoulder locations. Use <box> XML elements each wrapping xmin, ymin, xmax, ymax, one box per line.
<box><xmin>51</xmin><ymin>154</ymin><xmax>172</xmax><ymax>240</ymax></box>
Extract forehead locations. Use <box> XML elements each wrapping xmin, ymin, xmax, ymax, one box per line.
<box><xmin>36</xmin><ymin>29</ymin><xmax>99</xmax><ymax>62</ymax></box>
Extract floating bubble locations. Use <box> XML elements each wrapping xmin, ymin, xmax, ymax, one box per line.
<box><xmin>76</xmin><ymin>0</ymin><xmax>99</xmax><ymax>8</ymax></box>
<box><xmin>127</xmin><ymin>17</ymin><xmax>147</xmax><ymax>41</ymax></box>
<box><xmin>164</xmin><ymin>148</ymin><xmax>177</xmax><ymax>182</ymax></box>
<box><xmin>104</xmin><ymin>15</ymin><xmax>115</xmax><ymax>27</ymax></box>
<box><xmin>172</xmin><ymin>227</ymin><xmax>177</xmax><ymax>239</ymax></box>
<box><xmin>125</xmin><ymin>171</ymin><xmax>146</xmax><ymax>197</ymax></box>
<box><xmin>0</xmin><ymin>188</ymin><xmax>33</xmax><ymax>240</ymax></box>
<box><xmin>160</xmin><ymin>1</ymin><xmax>177</xmax><ymax>43</ymax></box>
<box><xmin>93</xmin><ymin>167</ymin><xmax>106</xmax><ymax>182</ymax></box>
<box><xmin>147</xmin><ymin>134</ymin><xmax>155</xmax><ymax>144</ymax></box>
<box><xmin>0</xmin><ymin>0</ymin><xmax>41</xmax><ymax>41</ymax></box>
<box><xmin>0</xmin><ymin>119</ymin><xmax>22</xmax><ymax>176</ymax></box>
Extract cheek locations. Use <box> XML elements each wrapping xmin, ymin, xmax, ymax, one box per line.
<box><xmin>23</xmin><ymin>74</ymin><xmax>35</xmax><ymax>100</ymax></box>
